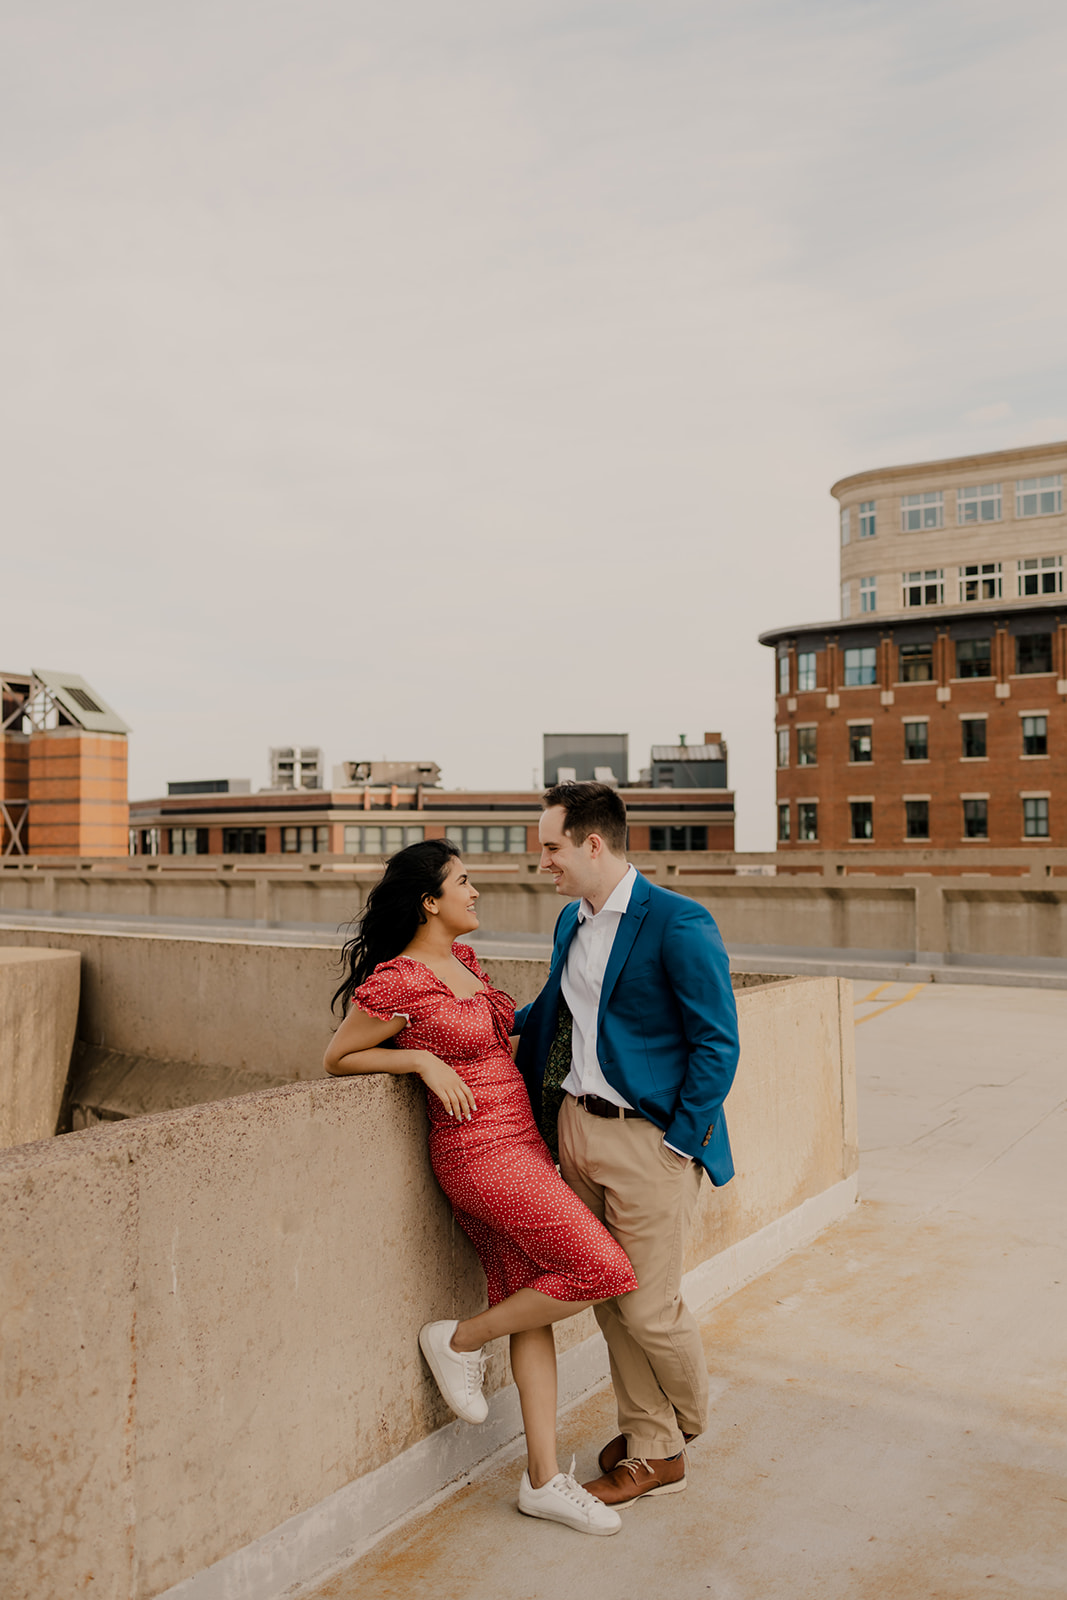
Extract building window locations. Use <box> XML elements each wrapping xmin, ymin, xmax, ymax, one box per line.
<box><xmin>343</xmin><ymin>824</ymin><xmax>426</xmax><ymax>854</ymax></box>
<box><xmin>777</xmin><ymin>803</ymin><xmax>790</xmax><ymax>843</ymax></box>
<box><xmin>797</xmin><ymin>802</ymin><xmax>818</xmax><ymax>841</ymax></box>
<box><xmin>1016</xmin><ymin>475</ymin><xmax>1062</xmax><ymax>518</ymax></box>
<box><xmin>905</xmin><ymin>800</ymin><xmax>930</xmax><ymax>839</ymax></box>
<box><xmin>850</xmin><ymin>801</ymin><xmax>873</xmax><ymax>840</ymax></box>
<box><xmin>796</xmin><ymin>727</ymin><xmax>817</xmax><ymax>765</ymax></box>
<box><xmin>1016</xmin><ymin>633</ymin><xmax>1053</xmax><ymax>674</ymax></box>
<box><xmin>898</xmin><ymin>641</ymin><xmax>934</xmax><ymax>682</ymax></box>
<box><xmin>841</xmin><ymin>581</ymin><xmax>852</xmax><ymax>619</ymax></box>
<box><xmin>136</xmin><ymin>827</ymin><xmax>160</xmax><ymax>856</ymax></box>
<box><xmin>962</xmin><ymin>799</ymin><xmax>988</xmax><ymax>839</ymax></box>
<box><xmin>445</xmin><ymin>825</ymin><xmax>526</xmax><ymax>854</ymax></box>
<box><xmin>843</xmin><ymin>646</ymin><xmax>877</xmax><ymax>686</ymax></box>
<box><xmin>282</xmin><ymin>825</ymin><xmax>330</xmax><ymax>854</ymax></box>
<box><xmin>797</xmin><ymin>651</ymin><xmax>817</xmax><ymax>691</ymax></box>
<box><xmin>840</xmin><ymin>507</ymin><xmax>851</xmax><ymax>545</ymax></box>
<box><xmin>902</xmin><ymin>570</ymin><xmax>944</xmax><ymax>608</ymax></box>
<box><xmin>1017</xmin><ymin>555</ymin><xmax>1063</xmax><ymax>596</ymax></box>
<box><xmin>957</xmin><ymin>483</ymin><xmax>1001</xmax><ymax>523</ymax></box>
<box><xmin>1023</xmin><ymin>797</ymin><xmax>1049</xmax><ymax>838</ymax></box>
<box><xmin>778</xmin><ymin>654</ymin><xmax>790</xmax><ymax>694</ymax></box>
<box><xmin>904</xmin><ymin>721</ymin><xmax>929</xmax><ymax>761</ymax></box>
<box><xmin>961</xmin><ymin>719</ymin><xmax>987</xmax><ymax>759</ymax></box>
<box><xmin>958</xmin><ymin>563</ymin><xmax>1002</xmax><ymax>603</ymax></box>
<box><xmin>649</xmin><ymin>826</ymin><xmax>709</xmax><ymax>851</ymax></box>
<box><xmin>222</xmin><ymin>828</ymin><xmax>266</xmax><ymax>854</ymax></box>
<box><xmin>849</xmin><ymin>724</ymin><xmax>873</xmax><ymax>762</ymax></box>
<box><xmin>901</xmin><ymin>491</ymin><xmax>943</xmax><ymax>531</ymax></box>
<box><xmin>860</xmin><ymin>576</ymin><xmax>877</xmax><ymax>613</ymax></box>
<box><xmin>1022</xmin><ymin>715</ymin><xmax>1048</xmax><ymax>756</ymax></box>
<box><xmin>169</xmin><ymin>827</ymin><xmax>209</xmax><ymax>855</ymax></box>
<box><xmin>955</xmin><ymin>637</ymin><xmax>991</xmax><ymax>679</ymax></box>
<box><xmin>859</xmin><ymin>501</ymin><xmax>876</xmax><ymax>539</ymax></box>
<box><xmin>777</xmin><ymin>728</ymin><xmax>790</xmax><ymax>768</ymax></box>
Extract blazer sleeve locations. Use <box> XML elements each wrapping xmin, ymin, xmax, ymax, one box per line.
<box><xmin>659</xmin><ymin>901</ymin><xmax>740</xmax><ymax>1157</ymax></box>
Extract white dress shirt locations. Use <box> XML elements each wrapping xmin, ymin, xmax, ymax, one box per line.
<box><xmin>560</xmin><ymin>865</ymin><xmax>637</xmax><ymax>1107</ymax></box>
<box><xmin>560</xmin><ymin>863</ymin><xmax>689</xmax><ymax>1158</ymax></box>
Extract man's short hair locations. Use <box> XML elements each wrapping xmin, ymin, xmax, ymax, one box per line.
<box><xmin>541</xmin><ymin>781</ymin><xmax>628</xmax><ymax>854</ymax></box>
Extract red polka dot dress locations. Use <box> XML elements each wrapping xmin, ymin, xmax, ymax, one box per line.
<box><xmin>352</xmin><ymin>943</ymin><xmax>638</xmax><ymax>1307</ymax></box>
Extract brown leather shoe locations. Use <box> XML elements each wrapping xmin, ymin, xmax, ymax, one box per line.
<box><xmin>597</xmin><ymin>1432</ymin><xmax>695</xmax><ymax>1475</ymax></box>
<box><xmin>583</xmin><ymin>1453</ymin><xmax>687</xmax><ymax>1506</ymax></box>
<box><xmin>597</xmin><ymin>1434</ymin><xmax>628</xmax><ymax>1474</ymax></box>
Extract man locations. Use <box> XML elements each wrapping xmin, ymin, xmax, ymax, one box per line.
<box><xmin>514</xmin><ymin>781</ymin><xmax>740</xmax><ymax>1507</ymax></box>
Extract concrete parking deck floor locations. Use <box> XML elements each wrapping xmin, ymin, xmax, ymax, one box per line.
<box><xmin>301</xmin><ymin>981</ymin><xmax>1067</xmax><ymax>1600</ymax></box>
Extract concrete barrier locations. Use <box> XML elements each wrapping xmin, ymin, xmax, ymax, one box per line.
<box><xmin>0</xmin><ymin>971</ymin><xmax>856</xmax><ymax>1600</ymax></box>
<box><xmin>3</xmin><ymin>859</ymin><xmax>1066</xmax><ymax>961</ymax></box>
<box><xmin>0</xmin><ymin>928</ymin><xmax>554</xmax><ymax>1125</ymax></box>
<box><xmin>0</xmin><ymin>947</ymin><xmax>80</xmax><ymax>1147</ymax></box>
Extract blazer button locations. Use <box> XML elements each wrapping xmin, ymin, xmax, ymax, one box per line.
<box><xmin>702</xmin><ymin>1128</ymin><xmax>713</xmax><ymax>1147</ymax></box>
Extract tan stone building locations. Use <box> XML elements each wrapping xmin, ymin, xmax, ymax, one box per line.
<box><xmin>836</xmin><ymin>439</ymin><xmax>1065</xmax><ymax>624</ymax></box>
<box><xmin>763</xmin><ymin>442</ymin><xmax>1067</xmax><ymax>850</ymax></box>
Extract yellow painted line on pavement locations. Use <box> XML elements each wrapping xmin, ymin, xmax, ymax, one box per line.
<box><xmin>859</xmin><ymin>982</ymin><xmax>892</xmax><ymax>1003</ymax></box>
<box><xmin>855</xmin><ymin>982</ymin><xmax>926</xmax><ymax>1025</ymax></box>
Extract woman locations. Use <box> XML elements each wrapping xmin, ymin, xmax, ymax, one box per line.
<box><xmin>324</xmin><ymin>839</ymin><xmax>636</xmax><ymax>1536</ymax></box>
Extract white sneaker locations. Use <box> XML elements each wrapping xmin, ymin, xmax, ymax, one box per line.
<box><xmin>518</xmin><ymin>1457</ymin><xmax>623</xmax><ymax>1536</ymax></box>
<box><xmin>418</xmin><ymin>1320</ymin><xmax>488</xmax><ymax>1424</ymax></box>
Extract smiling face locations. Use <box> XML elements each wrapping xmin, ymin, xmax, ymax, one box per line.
<box><xmin>538</xmin><ymin>805</ymin><xmax>600</xmax><ymax>901</ymax></box>
<box><xmin>425</xmin><ymin>856</ymin><xmax>480</xmax><ymax>934</ymax></box>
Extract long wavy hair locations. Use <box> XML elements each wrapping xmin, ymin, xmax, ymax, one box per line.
<box><xmin>331</xmin><ymin>837</ymin><xmax>461</xmax><ymax>1015</ymax></box>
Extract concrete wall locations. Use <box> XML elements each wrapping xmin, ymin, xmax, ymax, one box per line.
<box><xmin>0</xmin><ymin>947</ymin><xmax>80</xmax><ymax>1147</ymax></box>
<box><xmin>3</xmin><ymin>859</ymin><xmax>1066</xmax><ymax>960</ymax></box>
<box><xmin>0</xmin><ymin>928</ymin><xmax>552</xmax><ymax>1125</ymax></box>
<box><xmin>0</xmin><ymin>972</ymin><xmax>855</xmax><ymax>1600</ymax></box>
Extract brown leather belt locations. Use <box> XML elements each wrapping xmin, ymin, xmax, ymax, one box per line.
<box><xmin>572</xmin><ymin>1093</ymin><xmax>643</xmax><ymax>1120</ymax></box>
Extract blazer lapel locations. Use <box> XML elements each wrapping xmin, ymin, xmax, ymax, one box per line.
<box><xmin>550</xmin><ymin>904</ymin><xmax>581</xmax><ymax>975</ymax></box>
<box><xmin>598</xmin><ymin>873</ymin><xmax>650</xmax><ymax>1023</ymax></box>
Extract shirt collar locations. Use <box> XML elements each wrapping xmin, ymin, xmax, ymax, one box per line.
<box><xmin>577</xmin><ymin>863</ymin><xmax>637</xmax><ymax>924</ymax></box>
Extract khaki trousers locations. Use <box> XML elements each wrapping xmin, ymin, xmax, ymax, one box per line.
<box><xmin>558</xmin><ymin>1095</ymin><xmax>708</xmax><ymax>1459</ymax></box>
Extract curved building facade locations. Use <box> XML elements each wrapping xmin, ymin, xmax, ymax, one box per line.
<box><xmin>762</xmin><ymin>442</ymin><xmax>1067</xmax><ymax>850</ymax></box>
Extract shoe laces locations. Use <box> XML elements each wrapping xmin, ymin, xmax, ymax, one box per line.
<box><xmin>558</xmin><ymin>1457</ymin><xmax>604</xmax><ymax>1510</ymax></box>
<box><xmin>617</xmin><ymin>1455</ymin><xmax>652</xmax><ymax>1481</ymax></box>
<box><xmin>458</xmin><ymin>1347</ymin><xmax>486</xmax><ymax>1399</ymax></box>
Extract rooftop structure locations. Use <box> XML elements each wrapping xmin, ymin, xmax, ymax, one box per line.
<box><xmin>332</xmin><ymin>759</ymin><xmax>442</xmax><ymax>789</ymax></box>
<box><xmin>762</xmin><ymin>442</ymin><xmax>1067</xmax><ymax>851</ymax></box>
<box><xmin>268</xmin><ymin>745</ymin><xmax>323</xmax><ymax>791</ymax></box>
<box><xmin>543</xmin><ymin>732</ymin><xmax>628</xmax><ymax>787</ymax></box>
<box><xmin>1</xmin><ymin>669</ymin><xmax>129</xmax><ymax>856</ymax></box>
<box><xmin>167</xmin><ymin>779</ymin><xmax>251</xmax><ymax>796</ymax></box>
<box><xmin>647</xmin><ymin>732</ymin><xmax>728</xmax><ymax>789</ymax></box>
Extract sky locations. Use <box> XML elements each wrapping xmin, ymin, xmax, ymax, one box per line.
<box><xmin>3</xmin><ymin>0</ymin><xmax>1066</xmax><ymax>847</ymax></box>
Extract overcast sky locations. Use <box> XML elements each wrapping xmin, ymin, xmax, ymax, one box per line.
<box><xmin>3</xmin><ymin>0</ymin><xmax>1066</xmax><ymax>847</ymax></box>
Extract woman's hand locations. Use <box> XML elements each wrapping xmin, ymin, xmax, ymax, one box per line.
<box><xmin>414</xmin><ymin>1053</ymin><xmax>478</xmax><ymax>1121</ymax></box>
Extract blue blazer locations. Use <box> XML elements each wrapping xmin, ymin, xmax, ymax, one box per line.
<box><xmin>514</xmin><ymin>874</ymin><xmax>740</xmax><ymax>1185</ymax></box>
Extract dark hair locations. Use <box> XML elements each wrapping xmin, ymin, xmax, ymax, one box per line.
<box><xmin>331</xmin><ymin>837</ymin><xmax>460</xmax><ymax>1015</ymax></box>
<box><xmin>541</xmin><ymin>781</ymin><xmax>628</xmax><ymax>854</ymax></box>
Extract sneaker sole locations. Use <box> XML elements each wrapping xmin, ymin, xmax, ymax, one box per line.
<box><xmin>418</xmin><ymin>1326</ymin><xmax>487</xmax><ymax>1425</ymax></box>
<box><xmin>517</xmin><ymin>1504</ymin><xmax>622</xmax><ymax>1535</ymax></box>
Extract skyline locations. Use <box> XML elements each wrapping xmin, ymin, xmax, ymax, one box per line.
<box><xmin>4</xmin><ymin>1</ymin><xmax>1067</xmax><ymax>846</ymax></box>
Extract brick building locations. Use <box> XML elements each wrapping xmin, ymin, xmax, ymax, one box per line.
<box><xmin>1</xmin><ymin>670</ymin><xmax>129</xmax><ymax>856</ymax></box>
<box><xmin>762</xmin><ymin>442</ymin><xmax>1067</xmax><ymax>850</ymax></box>
<box><xmin>129</xmin><ymin>733</ymin><xmax>735</xmax><ymax>856</ymax></box>
<box><xmin>128</xmin><ymin>780</ymin><xmax>736</xmax><ymax>858</ymax></box>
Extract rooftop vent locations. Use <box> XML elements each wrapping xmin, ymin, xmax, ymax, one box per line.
<box><xmin>64</xmin><ymin>686</ymin><xmax>104</xmax><ymax>715</ymax></box>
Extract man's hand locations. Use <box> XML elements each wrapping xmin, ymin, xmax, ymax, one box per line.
<box><xmin>663</xmin><ymin>1142</ymin><xmax>692</xmax><ymax>1166</ymax></box>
